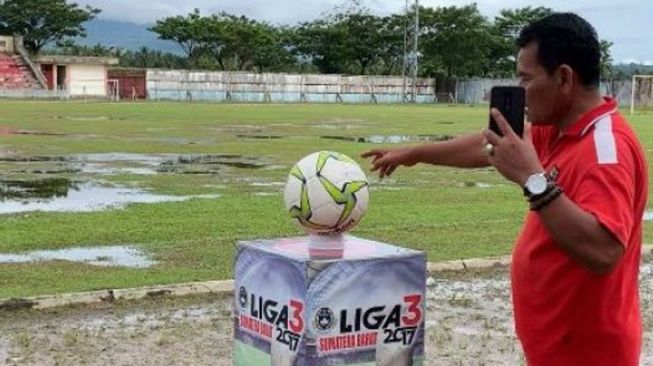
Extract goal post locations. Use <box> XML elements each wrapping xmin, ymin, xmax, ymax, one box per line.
<box><xmin>631</xmin><ymin>75</ymin><xmax>653</xmax><ymax>114</ymax></box>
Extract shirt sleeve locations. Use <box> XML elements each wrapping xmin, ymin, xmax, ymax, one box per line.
<box><xmin>574</xmin><ymin>164</ymin><xmax>635</xmax><ymax>248</ymax></box>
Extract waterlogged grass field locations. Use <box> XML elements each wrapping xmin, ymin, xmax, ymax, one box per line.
<box><xmin>0</xmin><ymin>101</ymin><xmax>652</xmax><ymax>298</ymax></box>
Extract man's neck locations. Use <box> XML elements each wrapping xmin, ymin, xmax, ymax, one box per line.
<box><xmin>558</xmin><ymin>89</ymin><xmax>605</xmax><ymax>131</ymax></box>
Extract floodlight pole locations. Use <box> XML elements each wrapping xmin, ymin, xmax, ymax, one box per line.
<box><xmin>402</xmin><ymin>0</ymin><xmax>419</xmax><ymax>103</ymax></box>
<box><xmin>631</xmin><ymin>74</ymin><xmax>636</xmax><ymax>115</ymax></box>
<box><xmin>401</xmin><ymin>0</ymin><xmax>408</xmax><ymax>102</ymax></box>
<box><xmin>412</xmin><ymin>2</ymin><xmax>419</xmax><ymax>103</ymax></box>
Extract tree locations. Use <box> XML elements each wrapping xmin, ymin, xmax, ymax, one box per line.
<box><xmin>195</xmin><ymin>13</ymin><xmax>232</xmax><ymax>70</ymax></box>
<box><xmin>247</xmin><ymin>23</ymin><xmax>295</xmax><ymax>73</ymax></box>
<box><xmin>149</xmin><ymin>9</ymin><xmax>205</xmax><ymax>62</ymax></box>
<box><xmin>419</xmin><ymin>4</ymin><xmax>494</xmax><ymax>78</ymax></box>
<box><xmin>339</xmin><ymin>13</ymin><xmax>386</xmax><ymax>74</ymax></box>
<box><xmin>377</xmin><ymin>15</ymin><xmax>406</xmax><ymax>75</ymax></box>
<box><xmin>491</xmin><ymin>6</ymin><xmax>554</xmax><ymax>75</ymax></box>
<box><xmin>293</xmin><ymin>19</ymin><xmax>350</xmax><ymax>74</ymax></box>
<box><xmin>0</xmin><ymin>0</ymin><xmax>100</xmax><ymax>54</ymax></box>
<box><xmin>293</xmin><ymin>7</ymin><xmax>392</xmax><ymax>75</ymax></box>
<box><xmin>151</xmin><ymin>11</ymin><xmax>295</xmax><ymax>72</ymax></box>
<box><xmin>221</xmin><ymin>15</ymin><xmax>276</xmax><ymax>71</ymax></box>
<box><xmin>600</xmin><ymin>40</ymin><xmax>614</xmax><ymax>79</ymax></box>
<box><xmin>494</xmin><ymin>7</ymin><xmax>554</xmax><ymax>41</ymax></box>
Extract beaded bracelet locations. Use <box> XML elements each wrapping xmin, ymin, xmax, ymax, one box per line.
<box><xmin>530</xmin><ymin>186</ymin><xmax>563</xmax><ymax>211</ymax></box>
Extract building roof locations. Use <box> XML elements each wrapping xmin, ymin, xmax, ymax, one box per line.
<box><xmin>36</xmin><ymin>55</ymin><xmax>119</xmax><ymax>66</ymax></box>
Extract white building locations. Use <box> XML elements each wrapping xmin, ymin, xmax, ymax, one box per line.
<box><xmin>36</xmin><ymin>55</ymin><xmax>119</xmax><ymax>97</ymax></box>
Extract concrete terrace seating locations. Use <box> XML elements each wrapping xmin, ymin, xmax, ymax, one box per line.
<box><xmin>0</xmin><ymin>53</ymin><xmax>40</xmax><ymax>89</ymax></box>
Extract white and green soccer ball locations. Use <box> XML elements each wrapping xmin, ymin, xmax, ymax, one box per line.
<box><xmin>284</xmin><ymin>151</ymin><xmax>369</xmax><ymax>234</ymax></box>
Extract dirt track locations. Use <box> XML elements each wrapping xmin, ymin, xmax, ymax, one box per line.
<box><xmin>1</xmin><ymin>258</ymin><xmax>651</xmax><ymax>366</ymax></box>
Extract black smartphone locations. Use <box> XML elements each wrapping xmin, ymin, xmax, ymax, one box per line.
<box><xmin>489</xmin><ymin>86</ymin><xmax>525</xmax><ymax>138</ymax></box>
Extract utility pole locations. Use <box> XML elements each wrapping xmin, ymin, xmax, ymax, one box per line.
<box><xmin>402</xmin><ymin>0</ymin><xmax>419</xmax><ymax>103</ymax></box>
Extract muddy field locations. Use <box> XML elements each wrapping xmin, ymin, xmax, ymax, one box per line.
<box><xmin>1</xmin><ymin>258</ymin><xmax>651</xmax><ymax>366</ymax></box>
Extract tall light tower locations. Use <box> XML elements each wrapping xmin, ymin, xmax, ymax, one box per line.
<box><xmin>402</xmin><ymin>0</ymin><xmax>419</xmax><ymax>103</ymax></box>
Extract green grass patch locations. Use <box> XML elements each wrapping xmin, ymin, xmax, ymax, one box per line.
<box><xmin>0</xmin><ymin>101</ymin><xmax>651</xmax><ymax>298</ymax></box>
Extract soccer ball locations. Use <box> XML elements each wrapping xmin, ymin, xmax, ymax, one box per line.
<box><xmin>284</xmin><ymin>151</ymin><xmax>369</xmax><ymax>234</ymax></box>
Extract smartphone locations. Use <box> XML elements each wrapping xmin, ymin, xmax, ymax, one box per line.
<box><xmin>489</xmin><ymin>86</ymin><xmax>525</xmax><ymax>138</ymax></box>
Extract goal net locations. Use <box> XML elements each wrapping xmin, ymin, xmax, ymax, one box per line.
<box><xmin>631</xmin><ymin>75</ymin><xmax>653</xmax><ymax>114</ymax></box>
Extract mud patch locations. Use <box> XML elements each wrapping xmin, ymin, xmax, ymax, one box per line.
<box><xmin>0</xmin><ymin>260</ymin><xmax>650</xmax><ymax>365</ymax></box>
<box><xmin>1</xmin><ymin>178</ymin><xmax>73</xmax><ymax>200</ymax></box>
<box><xmin>0</xmin><ymin>246</ymin><xmax>154</xmax><ymax>268</ymax></box>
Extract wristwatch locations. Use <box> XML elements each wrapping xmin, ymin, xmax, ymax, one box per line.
<box><xmin>523</xmin><ymin>172</ymin><xmax>549</xmax><ymax>199</ymax></box>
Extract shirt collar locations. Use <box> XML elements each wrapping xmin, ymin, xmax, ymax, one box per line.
<box><xmin>561</xmin><ymin>97</ymin><xmax>618</xmax><ymax>137</ymax></box>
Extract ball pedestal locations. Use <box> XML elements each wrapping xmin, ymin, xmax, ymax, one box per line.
<box><xmin>233</xmin><ymin>235</ymin><xmax>426</xmax><ymax>366</ymax></box>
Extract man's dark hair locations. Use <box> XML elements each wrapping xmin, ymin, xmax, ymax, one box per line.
<box><xmin>517</xmin><ymin>13</ymin><xmax>601</xmax><ymax>88</ymax></box>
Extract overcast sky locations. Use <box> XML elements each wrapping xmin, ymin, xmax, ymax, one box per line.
<box><xmin>76</xmin><ymin>0</ymin><xmax>652</xmax><ymax>64</ymax></box>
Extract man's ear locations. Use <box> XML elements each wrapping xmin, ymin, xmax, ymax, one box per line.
<box><xmin>556</xmin><ymin>64</ymin><xmax>574</xmax><ymax>94</ymax></box>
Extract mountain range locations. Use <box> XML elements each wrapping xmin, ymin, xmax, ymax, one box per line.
<box><xmin>77</xmin><ymin>19</ymin><xmax>182</xmax><ymax>54</ymax></box>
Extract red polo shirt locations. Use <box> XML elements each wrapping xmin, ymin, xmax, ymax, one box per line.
<box><xmin>512</xmin><ymin>98</ymin><xmax>648</xmax><ymax>366</ymax></box>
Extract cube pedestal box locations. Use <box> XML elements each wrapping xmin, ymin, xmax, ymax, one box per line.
<box><xmin>233</xmin><ymin>235</ymin><xmax>426</xmax><ymax>366</ymax></box>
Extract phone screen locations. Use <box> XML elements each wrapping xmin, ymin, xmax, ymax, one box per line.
<box><xmin>489</xmin><ymin>86</ymin><xmax>525</xmax><ymax>138</ymax></box>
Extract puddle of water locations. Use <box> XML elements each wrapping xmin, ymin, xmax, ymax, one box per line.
<box><xmin>253</xmin><ymin>192</ymin><xmax>278</xmax><ymax>197</ymax></box>
<box><xmin>2</xmin><ymin>153</ymin><xmax>270</xmax><ymax>176</ymax></box>
<box><xmin>235</xmin><ymin>134</ymin><xmax>282</xmax><ymax>139</ymax></box>
<box><xmin>312</xmin><ymin>118</ymin><xmax>366</xmax><ymax>129</ymax></box>
<box><xmin>262</xmin><ymin>164</ymin><xmax>287</xmax><ymax>171</ymax></box>
<box><xmin>0</xmin><ymin>246</ymin><xmax>154</xmax><ymax>268</ymax></box>
<box><xmin>77</xmin><ymin>164</ymin><xmax>158</xmax><ymax>175</ymax></box>
<box><xmin>0</xmin><ymin>127</ymin><xmax>65</xmax><ymax>136</ymax></box>
<box><xmin>460</xmin><ymin>182</ymin><xmax>493</xmax><ymax>188</ymax></box>
<box><xmin>53</xmin><ymin>116</ymin><xmax>126</xmax><ymax>121</ymax></box>
<box><xmin>119</xmin><ymin>167</ymin><xmax>159</xmax><ymax>175</ymax></box>
<box><xmin>321</xmin><ymin>135</ymin><xmax>454</xmax><ymax>144</ymax></box>
<box><xmin>250</xmin><ymin>182</ymin><xmax>285</xmax><ymax>187</ymax></box>
<box><xmin>14</xmin><ymin>168</ymin><xmax>81</xmax><ymax>175</ymax></box>
<box><xmin>0</xmin><ymin>181</ymin><xmax>220</xmax><ymax>214</ymax></box>
<box><xmin>312</xmin><ymin>124</ymin><xmax>364</xmax><ymax>130</ymax></box>
<box><xmin>72</xmin><ymin>153</ymin><xmax>169</xmax><ymax>166</ymax></box>
<box><xmin>162</xmin><ymin>155</ymin><xmax>267</xmax><ymax>170</ymax></box>
<box><xmin>0</xmin><ymin>155</ymin><xmax>68</xmax><ymax>162</ymax></box>
<box><xmin>17</xmin><ymin>130</ymin><xmax>66</xmax><ymax>136</ymax></box>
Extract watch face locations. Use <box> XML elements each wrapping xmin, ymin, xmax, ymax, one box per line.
<box><xmin>527</xmin><ymin>174</ymin><xmax>548</xmax><ymax>195</ymax></box>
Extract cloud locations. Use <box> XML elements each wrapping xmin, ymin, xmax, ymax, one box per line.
<box><xmin>77</xmin><ymin>0</ymin><xmax>343</xmax><ymax>25</ymax></box>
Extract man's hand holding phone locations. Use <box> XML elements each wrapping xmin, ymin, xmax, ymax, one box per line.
<box><xmin>483</xmin><ymin>109</ymin><xmax>543</xmax><ymax>186</ymax></box>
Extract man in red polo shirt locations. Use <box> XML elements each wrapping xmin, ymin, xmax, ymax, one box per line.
<box><xmin>361</xmin><ymin>13</ymin><xmax>647</xmax><ymax>365</ymax></box>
